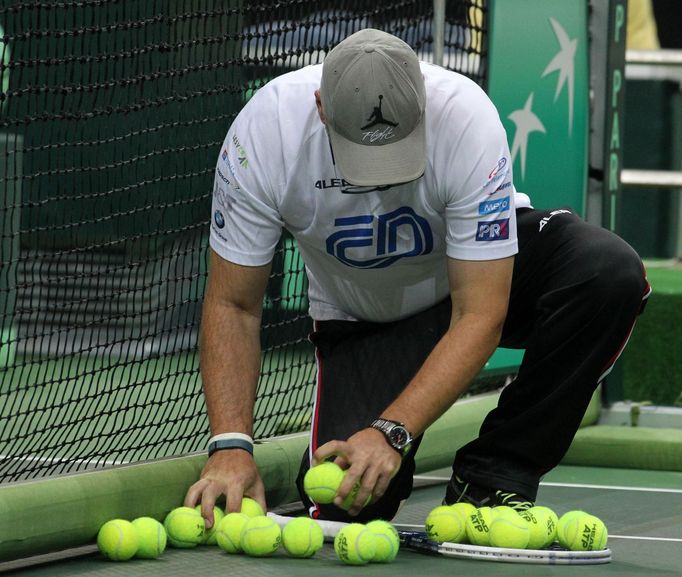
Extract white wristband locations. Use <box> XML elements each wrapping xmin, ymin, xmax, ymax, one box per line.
<box><xmin>208</xmin><ymin>432</ymin><xmax>254</xmax><ymax>446</ymax></box>
<box><xmin>207</xmin><ymin>432</ymin><xmax>254</xmax><ymax>457</ymax></box>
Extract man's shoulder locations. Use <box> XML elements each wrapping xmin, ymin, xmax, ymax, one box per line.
<box><xmin>232</xmin><ymin>64</ymin><xmax>322</xmax><ymax>143</ymax></box>
<box><xmin>259</xmin><ymin>64</ymin><xmax>323</xmax><ymax>98</ymax></box>
<box><xmin>420</xmin><ymin>62</ymin><xmax>482</xmax><ymax>90</ymax></box>
<box><xmin>420</xmin><ymin>62</ymin><xmax>498</xmax><ymax>126</ymax></box>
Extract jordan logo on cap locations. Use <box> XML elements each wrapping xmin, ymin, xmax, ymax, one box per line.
<box><xmin>361</xmin><ymin>95</ymin><xmax>398</xmax><ymax>130</ymax></box>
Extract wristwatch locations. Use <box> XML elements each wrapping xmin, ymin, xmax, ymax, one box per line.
<box><xmin>370</xmin><ymin>418</ymin><xmax>414</xmax><ymax>456</ymax></box>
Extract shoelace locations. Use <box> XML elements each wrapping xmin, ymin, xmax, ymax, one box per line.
<box><xmin>454</xmin><ymin>477</ymin><xmax>471</xmax><ymax>501</ymax></box>
<box><xmin>495</xmin><ymin>490</ymin><xmax>534</xmax><ymax>511</ymax></box>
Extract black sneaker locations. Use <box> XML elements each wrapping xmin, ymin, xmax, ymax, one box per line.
<box><xmin>443</xmin><ymin>474</ymin><xmax>534</xmax><ymax>512</ymax></box>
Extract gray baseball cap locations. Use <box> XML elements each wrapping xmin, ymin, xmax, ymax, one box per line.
<box><xmin>321</xmin><ymin>29</ymin><xmax>426</xmax><ymax>187</ymax></box>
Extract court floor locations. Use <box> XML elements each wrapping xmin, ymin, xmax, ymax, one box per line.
<box><xmin>3</xmin><ymin>464</ymin><xmax>681</xmax><ymax>577</ymax></box>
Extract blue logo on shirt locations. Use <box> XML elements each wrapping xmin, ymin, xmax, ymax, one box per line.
<box><xmin>326</xmin><ymin>207</ymin><xmax>433</xmax><ymax>268</ymax></box>
<box><xmin>479</xmin><ymin>196</ymin><xmax>510</xmax><ymax>215</ymax></box>
<box><xmin>214</xmin><ymin>210</ymin><xmax>225</xmax><ymax>229</ymax></box>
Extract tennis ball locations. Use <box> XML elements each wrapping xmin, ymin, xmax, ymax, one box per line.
<box><xmin>465</xmin><ymin>507</ymin><xmax>493</xmax><ymax>546</ymax></box>
<box><xmin>489</xmin><ymin>510</ymin><xmax>530</xmax><ymax>549</ymax></box>
<box><xmin>556</xmin><ymin>510</ymin><xmax>584</xmax><ymax>544</ymax></box>
<box><xmin>131</xmin><ymin>517</ymin><xmax>166</xmax><ymax>559</ymax></box>
<box><xmin>281</xmin><ymin>517</ymin><xmax>324</xmax><ymax>558</ymax></box>
<box><xmin>520</xmin><ymin>506</ymin><xmax>559</xmax><ymax>549</ymax></box>
<box><xmin>240</xmin><ymin>497</ymin><xmax>265</xmax><ymax>517</ymax></box>
<box><xmin>334</xmin><ymin>523</ymin><xmax>376</xmax><ymax>565</ymax></box>
<box><xmin>240</xmin><ymin>515</ymin><xmax>281</xmax><ymax>556</ymax></box>
<box><xmin>340</xmin><ymin>479</ymin><xmax>372</xmax><ymax>511</ymax></box>
<box><xmin>97</xmin><ymin>519</ymin><xmax>139</xmax><ymax>561</ymax></box>
<box><xmin>366</xmin><ymin>519</ymin><xmax>399</xmax><ymax>563</ymax></box>
<box><xmin>490</xmin><ymin>506</ymin><xmax>520</xmax><ymax>525</ymax></box>
<box><xmin>215</xmin><ymin>512</ymin><xmax>250</xmax><ymax>554</ymax></box>
<box><xmin>303</xmin><ymin>462</ymin><xmax>345</xmax><ymax>504</ymax></box>
<box><xmin>558</xmin><ymin>511</ymin><xmax>608</xmax><ymax>551</ymax></box>
<box><xmin>194</xmin><ymin>505</ymin><xmax>224</xmax><ymax>545</ymax></box>
<box><xmin>448</xmin><ymin>502</ymin><xmax>477</xmax><ymax>542</ymax></box>
<box><xmin>163</xmin><ymin>506</ymin><xmax>205</xmax><ymax>548</ymax></box>
<box><xmin>425</xmin><ymin>505</ymin><xmax>467</xmax><ymax>543</ymax></box>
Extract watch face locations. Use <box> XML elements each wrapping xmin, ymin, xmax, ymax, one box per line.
<box><xmin>388</xmin><ymin>426</ymin><xmax>409</xmax><ymax>448</ymax></box>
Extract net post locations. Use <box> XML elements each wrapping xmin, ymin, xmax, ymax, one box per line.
<box><xmin>588</xmin><ymin>0</ymin><xmax>629</xmax><ymax>405</ymax></box>
<box><xmin>433</xmin><ymin>0</ymin><xmax>446</xmax><ymax>66</ymax></box>
<box><xmin>587</xmin><ymin>0</ymin><xmax>628</xmax><ymax>232</ymax></box>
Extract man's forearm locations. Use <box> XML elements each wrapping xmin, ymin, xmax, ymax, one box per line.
<box><xmin>382</xmin><ymin>312</ymin><xmax>503</xmax><ymax>436</ymax></box>
<box><xmin>200</xmin><ymin>295</ymin><xmax>262</xmax><ymax>436</ymax></box>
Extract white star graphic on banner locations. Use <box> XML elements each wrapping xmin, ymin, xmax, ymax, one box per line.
<box><xmin>542</xmin><ymin>17</ymin><xmax>577</xmax><ymax>135</ymax></box>
<box><xmin>508</xmin><ymin>93</ymin><xmax>546</xmax><ymax>181</ymax></box>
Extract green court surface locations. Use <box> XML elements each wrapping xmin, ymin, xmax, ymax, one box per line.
<box><xmin>3</xmin><ymin>464</ymin><xmax>680</xmax><ymax>577</ymax></box>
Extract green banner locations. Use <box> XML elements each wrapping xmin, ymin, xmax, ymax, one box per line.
<box><xmin>488</xmin><ymin>0</ymin><xmax>589</xmax><ymax>214</ymax></box>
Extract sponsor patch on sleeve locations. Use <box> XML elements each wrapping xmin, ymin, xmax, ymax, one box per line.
<box><xmin>478</xmin><ymin>196</ymin><xmax>510</xmax><ymax>216</ymax></box>
<box><xmin>476</xmin><ymin>218</ymin><xmax>510</xmax><ymax>241</ymax></box>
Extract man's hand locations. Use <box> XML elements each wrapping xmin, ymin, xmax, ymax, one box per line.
<box><xmin>183</xmin><ymin>450</ymin><xmax>266</xmax><ymax>528</ymax></box>
<box><xmin>312</xmin><ymin>428</ymin><xmax>401</xmax><ymax>516</ymax></box>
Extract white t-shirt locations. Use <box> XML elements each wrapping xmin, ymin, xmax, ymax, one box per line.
<box><xmin>210</xmin><ymin>62</ymin><xmax>532</xmax><ymax>322</ymax></box>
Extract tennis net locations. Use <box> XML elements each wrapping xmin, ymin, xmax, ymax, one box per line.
<box><xmin>0</xmin><ymin>0</ymin><xmax>490</xmax><ymax>482</ymax></box>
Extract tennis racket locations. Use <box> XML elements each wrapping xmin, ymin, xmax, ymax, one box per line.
<box><xmin>268</xmin><ymin>513</ymin><xmax>612</xmax><ymax>565</ymax></box>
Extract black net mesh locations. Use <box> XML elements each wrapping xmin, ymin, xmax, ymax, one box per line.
<box><xmin>0</xmin><ymin>0</ymin><xmax>488</xmax><ymax>482</ymax></box>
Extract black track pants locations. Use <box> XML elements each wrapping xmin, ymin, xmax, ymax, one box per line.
<box><xmin>296</xmin><ymin>208</ymin><xmax>650</xmax><ymax>520</ymax></box>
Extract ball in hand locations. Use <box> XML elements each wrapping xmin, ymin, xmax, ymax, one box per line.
<box><xmin>303</xmin><ymin>462</ymin><xmax>345</xmax><ymax>504</ymax></box>
<box><xmin>195</xmin><ymin>505</ymin><xmax>224</xmax><ymax>545</ymax></box>
<box><xmin>163</xmin><ymin>506</ymin><xmax>205</xmax><ymax>548</ymax></box>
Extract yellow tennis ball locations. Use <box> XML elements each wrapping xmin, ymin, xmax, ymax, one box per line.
<box><xmin>425</xmin><ymin>505</ymin><xmax>467</xmax><ymax>543</ymax></box>
<box><xmin>340</xmin><ymin>479</ymin><xmax>372</xmax><ymax>511</ymax></box>
<box><xmin>97</xmin><ymin>519</ymin><xmax>138</xmax><ymax>561</ymax></box>
<box><xmin>465</xmin><ymin>507</ymin><xmax>493</xmax><ymax>546</ymax></box>
<box><xmin>520</xmin><ymin>506</ymin><xmax>559</xmax><ymax>549</ymax></box>
<box><xmin>131</xmin><ymin>517</ymin><xmax>166</xmax><ymax>559</ymax></box>
<box><xmin>240</xmin><ymin>497</ymin><xmax>265</xmax><ymax>517</ymax></box>
<box><xmin>556</xmin><ymin>510</ymin><xmax>584</xmax><ymax>544</ymax></box>
<box><xmin>491</xmin><ymin>506</ymin><xmax>518</xmax><ymax>519</ymax></box>
<box><xmin>215</xmin><ymin>512</ymin><xmax>250</xmax><ymax>554</ymax></box>
<box><xmin>240</xmin><ymin>515</ymin><xmax>281</xmax><ymax>556</ymax></box>
<box><xmin>163</xmin><ymin>506</ymin><xmax>205</xmax><ymax>548</ymax></box>
<box><xmin>448</xmin><ymin>502</ymin><xmax>476</xmax><ymax>542</ymax></box>
<box><xmin>303</xmin><ymin>462</ymin><xmax>345</xmax><ymax>504</ymax></box>
<box><xmin>489</xmin><ymin>511</ymin><xmax>530</xmax><ymax>549</ymax></box>
<box><xmin>450</xmin><ymin>501</ymin><xmax>477</xmax><ymax>519</ymax></box>
<box><xmin>366</xmin><ymin>519</ymin><xmax>399</xmax><ymax>563</ymax></box>
<box><xmin>558</xmin><ymin>512</ymin><xmax>608</xmax><ymax>551</ymax></box>
<box><xmin>334</xmin><ymin>523</ymin><xmax>376</xmax><ymax>565</ymax></box>
<box><xmin>281</xmin><ymin>517</ymin><xmax>324</xmax><ymax>558</ymax></box>
<box><xmin>194</xmin><ymin>505</ymin><xmax>224</xmax><ymax>545</ymax></box>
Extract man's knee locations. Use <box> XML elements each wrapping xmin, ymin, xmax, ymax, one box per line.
<box><xmin>587</xmin><ymin>234</ymin><xmax>648</xmax><ymax>312</ymax></box>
